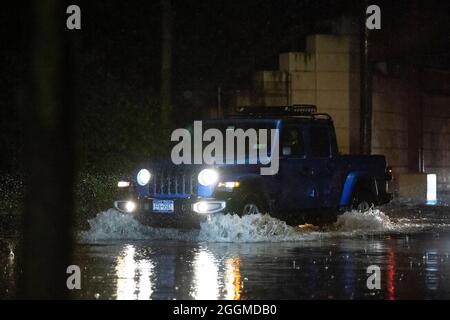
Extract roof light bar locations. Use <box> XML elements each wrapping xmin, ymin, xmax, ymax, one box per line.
<box><xmin>236</xmin><ymin>105</ymin><xmax>318</xmax><ymax>116</ymax></box>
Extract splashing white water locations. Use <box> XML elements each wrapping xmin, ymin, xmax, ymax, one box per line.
<box><xmin>80</xmin><ymin>209</ymin><xmax>198</xmax><ymax>242</ymax></box>
<box><xmin>80</xmin><ymin>207</ymin><xmax>406</xmax><ymax>243</ymax></box>
<box><xmin>332</xmin><ymin>209</ymin><xmax>394</xmax><ymax>233</ymax></box>
<box><xmin>198</xmin><ymin>213</ymin><xmax>320</xmax><ymax>242</ymax></box>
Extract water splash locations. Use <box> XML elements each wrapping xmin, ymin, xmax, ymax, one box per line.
<box><xmin>198</xmin><ymin>213</ymin><xmax>320</xmax><ymax>242</ymax></box>
<box><xmin>80</xmin><ymin>207</ymin><xmax>407</xmax><ymax>243</ymax></box>
<box><xmin>331</xmin><ymin>209</ymin><xmax>394</xmax><ymax>233</ymax></box>
<box><xmin>79</xmin><ymin>209</ymin><xmax>198</xmax><ymax>242</ymax></box>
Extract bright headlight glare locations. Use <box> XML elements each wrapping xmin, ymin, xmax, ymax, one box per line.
<box><xmin>198</xmin><ymin>169</ymin><xmax>219</xmax><ymax>186</ymax></box>
<box><xmin>117</xmin><ymin>181</ymin><xmax>131</xmax><ymax>188</ymax></box>
<box><xmin>137</xmin><ymin>169</ymin><xmax>151</xmax><ymax>186</ymax></box>
<box><xmin>193</xmin><ymin>201</ymin><xmax>226</xmax><ymax>214</ymax></box>
<box><xmin>125</xmin><ymin>201</ymin><xmax>136</xmax><ymax>212</ymax></box>
<box><xmin>196</xmin><ymin>201</ymin><xmax>209</xmax><ymax>213</ymax></box>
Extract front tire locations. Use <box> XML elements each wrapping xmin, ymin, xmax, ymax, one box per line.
<box><xmin>237</xmin><ymin>194</ymin><xmax>267</xmax><ymax>216</ymax></box>
<box><xmin>350</xmin><ymin>194</ymin><xmax>374</xmax><ymax>212</ymax></box>
<box><xmin>350</xmin><ymin>179</ymin><xmax>378</xmax><ymax>212</ymax></box>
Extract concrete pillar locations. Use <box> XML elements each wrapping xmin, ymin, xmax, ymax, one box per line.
<box><xmin>406</xmin><ymin>66</ymin><xmax>423</xmax><ymax>173</ymax></box>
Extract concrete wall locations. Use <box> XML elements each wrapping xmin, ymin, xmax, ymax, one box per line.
<box><xmin>371</xmin><ymin>77</ymin><xmax>410</xmax><ymax>178</ymax></box>
<box><xmin>371</xmin><ymin>73</ymin><xmax>450</xmax><ymax>192</ymax></box>
<box><xmin>423</xmin><ymin>94</ymin><xmax>450</xmax><ymax>191</ymax></box>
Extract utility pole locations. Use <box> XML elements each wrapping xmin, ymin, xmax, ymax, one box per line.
<box><xmin>161</xmin><ymin>0</ymin><xmax>173</xmax><ymax>126</ymax></box>
<box><xmin>360</xmin><ymin>0</ymin><xmax>373</xmax><ymax>155</ymax></box>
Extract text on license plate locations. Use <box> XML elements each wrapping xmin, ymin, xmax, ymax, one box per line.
<box><xmin>152</xmin><ymin>200</ymin><xmax>174</xmax><ymax>213</ymax></box>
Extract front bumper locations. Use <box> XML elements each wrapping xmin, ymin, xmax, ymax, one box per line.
<box><xmin>114</xmin><ymin>197</ymin><xmax>228</xmax><ymax>229</ymax></box>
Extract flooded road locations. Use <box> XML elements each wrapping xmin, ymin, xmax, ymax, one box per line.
<box><xmin>2</xmin><ymin>202</ymin><xmax>450</xmax><ymax>299</ymax></box>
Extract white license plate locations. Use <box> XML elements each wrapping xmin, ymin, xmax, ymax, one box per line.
<box><xmin>152</xmin><ymin>200</ymin><xmax>174</xmax><ymax>213</ymax></box>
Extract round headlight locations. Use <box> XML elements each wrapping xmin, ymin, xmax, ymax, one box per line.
<box><xmin>137</xmin><ymin>169</ymin><xmax>151</xmax><ymax>186</ymax></box>
<box><xmin>198</xmin><ymin>169</ymin><xmax>218</xmax><ymax>186</ymax></box>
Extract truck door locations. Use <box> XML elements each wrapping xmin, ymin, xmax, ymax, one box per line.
<box><xmin>278</xmin><ymin>124</ymin><xmax>318</xmax><ymax>210</ymax></box>
<box><xmin>307</xmin><ymin>124</ymin><xmax>340</xmax><ymax>208</ymax></box>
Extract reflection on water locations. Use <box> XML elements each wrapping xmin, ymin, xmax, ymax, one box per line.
<box><xmin>113</xmin><ymin>244</ymin><xmax>243</xmax><ymax>300</ymax></box>
<box><xmin>115</xmin><ymin>245</ymin><xmax>153</xmax><ymax>300</ymax></box>
<box><xmin>424</xmin><ymin>251</ymin><xmax>440</xmax><ymax>293</ymax></box>
<box><xmin>3</xmin><ymin>228</ymin><xmax>450</xmax><ymax>299</ymax></box>
<box><xmin>192</xmin><ymin>250</ymin><xmax>219</xmax><ymax>299</ymax></box>
<box><xmin>225</xmin><ymin>257</ymin><xmax>242</xmax><ymax>300</ymax></box>
<box><xmin>386</xmin><ymin>248</ymin><xmax>396</xmax><ymax>300</ymax></box>
<box><xmin>105</xmin><ymin>234</ymin><xmax>450</xmax><ymax>300</ymax></box>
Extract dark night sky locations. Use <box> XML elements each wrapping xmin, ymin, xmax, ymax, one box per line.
<box><xmin>2</xmin><ymin>1</ymin><xmax>447</xmax><ymax>108</ymax></box>
<box><xmin>77</xmin><ymin>0</ymin><xmax>357</xmax><ymax>92</ymax></box>
<box><xmin>2</xmin><ymin>1</ymin><xmax>449</xmax><ymax>95</ymax></box>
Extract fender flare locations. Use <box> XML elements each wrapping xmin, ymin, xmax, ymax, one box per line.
<box><xmin>339</xmin><ymin>171</ymin><xmax>377</xmax><ymax>207</ymax></box>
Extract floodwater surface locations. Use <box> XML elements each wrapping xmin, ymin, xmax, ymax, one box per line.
<box><xmin>2</xmin><ymin>201</ymin><xmax>450</xmax><ymax>299</ymax></box>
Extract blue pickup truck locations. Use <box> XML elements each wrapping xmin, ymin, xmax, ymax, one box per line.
<box><xmin>114</xmin><ymin>106</ymin><xmax>392</xmax><ymax>228</ymax></box>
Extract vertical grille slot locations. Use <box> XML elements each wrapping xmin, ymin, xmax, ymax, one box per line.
<box><xmin>150</xmin><ymin>168</ymin><xmax>196</xmax><ymax>198</ymax></box>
